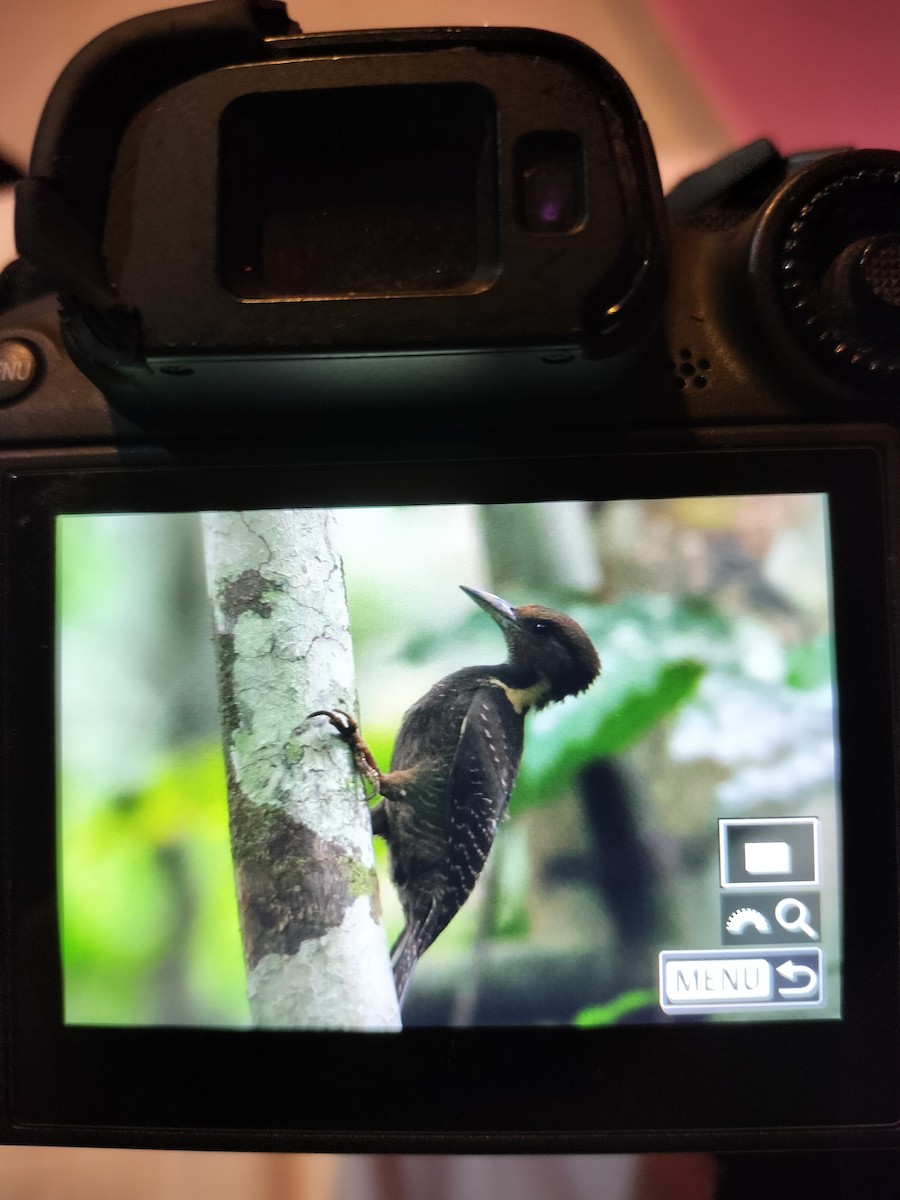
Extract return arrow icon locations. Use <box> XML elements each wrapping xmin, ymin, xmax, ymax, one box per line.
<box><xmin>776</xmin><ymin>960</ymin><xmax>819</xmax><ymax>998</ymax></box>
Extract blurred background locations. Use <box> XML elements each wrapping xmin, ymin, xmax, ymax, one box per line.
<box><xmin>1</xmin><ymin>0</ymin><xmax>896</xmax><ymax>1197</ymax></box>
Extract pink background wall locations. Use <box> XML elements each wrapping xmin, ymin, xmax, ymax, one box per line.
<box><xmin>646</xmin><ymin>0</ymin><xmax>900</xmax><ymax>152</ymax></box>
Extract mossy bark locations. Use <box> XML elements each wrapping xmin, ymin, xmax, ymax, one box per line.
<box><xmin>202</xmin><ymin>509</ymin><xmax>400</xmax><ymax>1029</ymax></box>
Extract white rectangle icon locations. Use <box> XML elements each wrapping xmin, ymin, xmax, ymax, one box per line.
<box><xmin>743</xmin><ymin>840</ymin><xmax>792</xmax><ymax>875</ymax></box>
<box><xmin>719</xmin><ymin>818</ymin><xmax>821</xmax><ymax>888</ymax></box>
<box><xmin>663</xmin><ymin>957</ymin><xmax>773</xmax><ymax>1004</ymax></box>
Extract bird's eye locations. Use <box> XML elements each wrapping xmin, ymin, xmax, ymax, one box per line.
<box><xmin>531</xmin><ymin>620</ymin><xmax>550</xmax><ymax>634</ymax></box>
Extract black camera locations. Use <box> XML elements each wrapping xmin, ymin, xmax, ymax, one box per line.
<box><xmin>2</xmin><ymin>0</ymin><xmax>900</xmax><ymax>1156</ymax></box>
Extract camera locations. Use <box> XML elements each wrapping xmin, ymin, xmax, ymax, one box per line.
<box><xmin>2</xmin><ymin>0</ymin><xmax>900</xmax><ymax>1155</ymax></box>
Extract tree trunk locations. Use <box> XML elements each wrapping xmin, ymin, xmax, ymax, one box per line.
<box><xmin>201</xmin><ymin>509</ymin><xmax>400</xmax><ymax>1030</ymax></box>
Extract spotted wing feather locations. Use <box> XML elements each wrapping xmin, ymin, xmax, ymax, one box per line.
<box><xmin>390</xmin><ymin>685</ymin><xmax>523</xmax><ymax>1001</ymax></box>
<box><xmin>444</xmin><ymin>685</ymin><xmax>524</xmax><ymax>924</ymax></box>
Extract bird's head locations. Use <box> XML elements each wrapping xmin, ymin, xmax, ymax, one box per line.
<box><xmin>461</xmin><ymin>585</ymin><xmax>600</xmax><ymax>707</ymax></box>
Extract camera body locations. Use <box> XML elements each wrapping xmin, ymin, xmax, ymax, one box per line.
<box><xmin>2</xmin><ymin>0</ymin><xmax>900</xmax><ymax>1154</ymax></box>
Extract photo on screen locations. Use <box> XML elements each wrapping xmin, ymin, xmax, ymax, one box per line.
<box><xmin>56</xmin><ymin>493</ymin><xmax>841</xmax><ymax>1028</ymax></box>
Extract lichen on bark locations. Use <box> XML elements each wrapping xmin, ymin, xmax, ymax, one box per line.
<box><xmin>229</xmin><ymin>781</ymin><xmax>379</xmax><ymax>970</ymax></box>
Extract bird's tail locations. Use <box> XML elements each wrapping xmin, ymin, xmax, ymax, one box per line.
<box><xmin>390</xmin><ymin>905</ymin><xmax>444</xmax><ymax>1005</ymax></box>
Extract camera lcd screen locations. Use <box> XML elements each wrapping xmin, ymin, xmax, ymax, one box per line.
<box><xmin>56</xmin><ymin>491</ymin><xmax>841</xmax><ymax>1030</ymax></box>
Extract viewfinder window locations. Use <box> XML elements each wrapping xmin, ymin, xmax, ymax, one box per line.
<box><xmin>220</xmin><ymin>84</ymin><xmax>498</xmax><ymax>298</ymax></box>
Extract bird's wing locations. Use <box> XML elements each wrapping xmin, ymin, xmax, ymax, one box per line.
<box><xmin>445</xmin><ymin>684</ymin><xmax>524</xmax><ymax>909</ymax></box>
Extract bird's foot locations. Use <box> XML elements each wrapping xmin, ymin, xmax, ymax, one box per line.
<box><xmin>305</xmin><ymin>708</ymin><xmax>383</xmax><ymax>797</ymax></box>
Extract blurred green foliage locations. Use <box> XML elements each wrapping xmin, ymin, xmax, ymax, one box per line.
<box><xmin>58</xmin><ymin>512</ymin><xmax>248</xmax><ymax>1025</ymax></box>
<box><xmin>61</xmin><ymin>745</ymin><xmax>249</xmax><ymax>1026</ymax></box>
<box><xmin>786</xmin><ymin>633</ymin><xmax>834</xmax><ymax>690</ymax></box>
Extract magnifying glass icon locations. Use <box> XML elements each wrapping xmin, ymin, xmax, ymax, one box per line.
<box><xmin>775</xmin><ymin>897</ymin><xmax>818</xmax><ymax>940</ymax></box>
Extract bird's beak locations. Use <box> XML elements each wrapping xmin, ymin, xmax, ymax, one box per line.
<box><xmin>460</xmin><ymin>585</ymin><xmax>518</xmax><ymax>630</ymax></box>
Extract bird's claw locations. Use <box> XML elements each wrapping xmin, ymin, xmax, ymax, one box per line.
<box><xmin>305</xmin><ymin>708</ymin><xmax>359</xmax><ymax>742</ymax></box>
<box><xmin>305</xmin><ymin>708</ymin><xmax>383</xmax><ymax>796</ymax></box>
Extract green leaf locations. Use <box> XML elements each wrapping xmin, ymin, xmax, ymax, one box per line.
<box><xmin>594</xmin><ymin>659</ymin><xmax>706</xmax><ymax>757</ymax></box>
<box><xmin>511</xmin><ymin>658</ymin><xmax>705</xmax><ymax>813</ymax></box>
<box><xmin>573</xmin><ymin>988</ymin><xmax>659</xmax><ymax>1026</ymax></box>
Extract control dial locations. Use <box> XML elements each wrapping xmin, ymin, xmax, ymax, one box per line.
<box><xmin>752</xmin><ymin>151</ymin><xmax>900</xmax><ymax>393</ymax></box>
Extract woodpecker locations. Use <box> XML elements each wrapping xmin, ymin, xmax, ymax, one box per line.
<box><xmin>310</xmin><ymin>585</ymin><xmax>600</xmax><ymax>1004</ymax></box>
